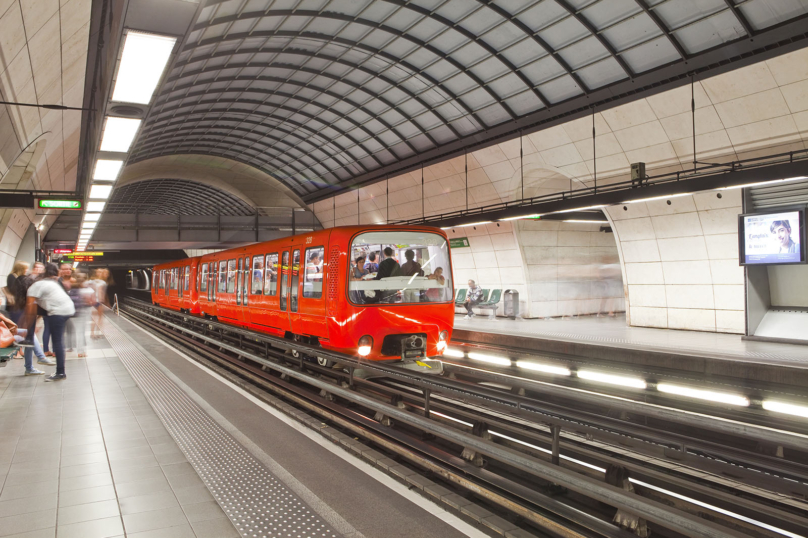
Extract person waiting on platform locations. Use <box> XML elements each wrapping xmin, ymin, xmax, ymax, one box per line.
<box><xmin>364</xmin><ymin>252</ymin><xmax>379</xmax><ymax>274</ymax></box>
<box><xmin>463</xmin><ymin>279</ymin><xmax>483</xmax><ymax>319</ymax></box>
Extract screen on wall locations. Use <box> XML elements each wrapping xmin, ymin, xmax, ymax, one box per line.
<box><xmin>740</xmin><ymin>209</ymin><xmax>805</xmax><ymax>265</ymax></box>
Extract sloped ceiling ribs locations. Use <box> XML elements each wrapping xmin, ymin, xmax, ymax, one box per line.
<box><xmin>127</xmin><ymin>0</ymin><xmax>808</xmax><ymax>202</ymax></box>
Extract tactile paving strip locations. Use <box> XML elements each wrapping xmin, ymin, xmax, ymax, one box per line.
<box><xmin>102</xmin><ymin>321</ymin><xmax>341</xmax><ymax>538</ymax></box>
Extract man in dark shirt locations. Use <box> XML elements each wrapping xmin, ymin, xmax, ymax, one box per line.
<box><xmin>399</xmin><ymin>249</ymin><xmax>424</xmax><ymax>277</ymax></box>
<box><xmin>374</xmin><ymin>247</ymin><xmax>400</xmax><ymax>280</ymax></box>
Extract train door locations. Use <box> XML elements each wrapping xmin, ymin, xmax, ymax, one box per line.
<box><xmin>297</xmin><ymin>245</ymin><xmax>328</xmax><ymax>339</ymax></box>
<box><xmin>234</xmin><ymin>257</ymin><xmax>248</xmax><ymax>326</ymax></box>
<box><xmin>178</xmin><ymin>266</ymin><xmax>184</xmax><ymax>305</ymax></box>
<box><xmin>279</xmin><ymin>250</ymin><xmax>292</xmax><ymax>332</ymax></box>
<box><xmin>241</xmin><ymin>256</ymin><xmax>250</xmax><ymax>325</ymax></box>
<box><xmin>287</xmin><ymin>247</ymin><xmax>303</xmax><ymax>334</ymax></box>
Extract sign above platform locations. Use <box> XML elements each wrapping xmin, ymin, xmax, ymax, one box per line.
<box><xmin>38</xmin><ymin>199</ymin><xmax>82</xmax><ymax>210</ymax></box>
<box><xmin>449</xmin><ymin>237</ymin><xmax>469</xmax><ymax>248</ymax></box>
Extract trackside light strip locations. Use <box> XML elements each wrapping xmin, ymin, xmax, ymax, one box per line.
<box><xmin>762</xmin><ymin>400</ymin><xmax>808</xmax><ymax>418</ymax></box>
<box><xmin>112</xmin><ymin>32</ymin><xmax>176</xmax><ymax>105</ymax></box>
<box><xmin>467</xmin><ymin>352</ymin><xmax>511</xmax><ymax>366</ymax></box>
<box><xmin>657</xmin><ymin>383</ymin><xmax>750</xmax><ymax>407</ymax></box>
<box><xmin>577</xmin><ymin>370</ymin><xmax>647</xmax><ymax>389</ymax></box>
<box><xmin>443</xmin><ymin>348</ymin><xmax>464</xmax><ymax>358</ymax></box>
<box><xmin>516</xmin><ymin>361</ymin><xmax>571</xmax><ymax>376</ymax></box>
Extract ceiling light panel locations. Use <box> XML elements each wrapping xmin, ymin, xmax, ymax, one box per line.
<box><xmin>83</xmin><ymin>213</ymin><xmax>101</xmax><ymax>222</ymax></box>
<box><xmin>89</xmin><ymin>185</ymin><xmax>113</xmax><ymax>200</ymax></box>
<box><xmin>112</xmin><ymin>32</ymin><xmax>176</xmax><ymax>105</ymax></box>
<box><xmin>93</xmin><ymin>160</ymin><xmax>123</xmax><ymax>181</ymax></box>
<box><xmin>100</xmin><ymin>117</ymin><xmax>142</xmax><ymax>152</ymax></box>
<box><xmin>87</xmin><ymin>202</ymin><xmax>106</xmax><ymax>212</ymax></box>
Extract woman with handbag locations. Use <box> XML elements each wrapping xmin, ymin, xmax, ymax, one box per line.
<box><xmin>19</xmin><ymin>263</ymin><xmax>73</xmax><ymax>381</ymax></box>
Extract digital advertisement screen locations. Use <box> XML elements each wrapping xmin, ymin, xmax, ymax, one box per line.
<box><xmin>741</xmin><ymin>210</ymin><xmax>804</xmax><ymax>265</ymax></box>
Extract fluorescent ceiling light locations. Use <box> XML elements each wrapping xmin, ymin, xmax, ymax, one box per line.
<box><xmin>87</xmin><ymin>201</ymin><xmax>106</xmax><ymax>212</ymax></box>
<box><xmin>443</xmin><ymin>348</ymin><xmax>464</xmax><ymax>358</ymax></box>
<box><xmin>467</xmin><ymin>352</ymin><xmax>511</xmax><ymax>366</ymax></box>
<box><xmin>563</xmin><ymin>220</ymin><xmax>609</xmax><ymax>224</ymax></box>
<box><xmin>455</xmin><ymin>221</ymin><xmax>491</xmax><ymax>228</ymax></box>
<box><xmin>93</xmin><ymin>159</ymin><xmax>123</xmax><ymax>181</ymax></box>
<box><xmin>623</xmin><ymin>193</ymin><xmax>692</xmax><ymax>204</ymax></box>
<box><xmin>717</xmin><ymin>176</ymin><xmax>807</xmax><ymax>191</ymax></box>
<box><xmin>89</xmin><ymin>184</ymin><xmax>113</xmax><ymax>200</ymax></box>
<box><xmin>500</xmin><ymin>214</ymin><xmax>542</xmax><ymax>221</ymax></box>
<box><xmin>82</xmin><ymin>224</ymin><xmax>97</xmax><ymax>231</ymax></box>
<box><xmin>657</xmin><ymin>383</ymin><xmax>749</xmax><ymax>406</ymax></box>
<box><xmin>83</xmin><ymin>213</ymin><xmax>101</xmax><ymax>222</ymax></box>
<box><xmin>100</xmin><ymin>117</ymin><xmax>142</xmax><ymax>152</ymax></box>
<box><xmin>516</xmin><ymin>361</ymin><xmax>571</xmax><ymax>376</ymax></box>
<box><xmin>577</xmin><ymin>370</ymin><xmax>647</xmax><ymax>389</ymax></box>
<box><xmin>112</xmin><ymin>32</ymin><xmax>176</xmax><ymax>105</ymax></box>
<box><xmin>553</xmin><ymin>205</ymin><xmax>606</xmax><ymax>214</ymax></box>
<box><xmin>762</xmin><ymin>400</ymin><xmax>808</xmax><ymax>418</ymax></box>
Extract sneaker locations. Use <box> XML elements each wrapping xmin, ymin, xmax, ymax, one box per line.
<box><xmin>17</xmin><ymin>339</ymin><xmax>34</xmax><ymax>348</ymax></box>
<box><xmin>25</xmin><ymin>368</ymin><xmax>45</xmax><ymax>376</ymax></box>
<box><xmin>44</xmin><ymin>373</ymin><xmax>66</xmax><ymax>382</ymax></box>
<box><xmin>37</xmin><ymin>357</ymin><xmax>56</xmax><ymax>366</ymax></box>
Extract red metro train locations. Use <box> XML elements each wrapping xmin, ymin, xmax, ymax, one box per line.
<box><xmin>151</xmin><ymin>225</ymin><xmax>454</xmax><ymax>371</ymax></box>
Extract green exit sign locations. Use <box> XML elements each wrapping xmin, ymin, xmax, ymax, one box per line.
<box><xmin>39</xmin><ymin>199</ymin><xmax>82</xmax><ymax>210</ymax></box>
<box><xmin>449</xmin><ymin>237</ymin><xmax>470</xmax><ymax>248</ymax></box>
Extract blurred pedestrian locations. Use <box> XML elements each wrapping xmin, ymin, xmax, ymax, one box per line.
<box><xmin>67</xmin><ymin>273</ymin><xmax>95</xmax><ymax>358</ymax></box>
<box><xmin>6</xmin><ymin>263</ymin><xmax>54</xmax><ymax>375</ymax></box>
<box><xmin>87</xmin><ymin>269</ymin><xmax>108</xmax><ymax>339</ymax></box>
<box><xmin>20</xmin><ymin>263</ymin><xmax>74</xmax><ymax>382</ymax></box>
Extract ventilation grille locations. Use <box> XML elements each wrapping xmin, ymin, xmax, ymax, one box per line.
<box><xmin>749</xmin><ymin>178</ymin><xmax>808</xmax><ymax>210</ymax></box>
<box><xmin>328</xmin><ymin>247</ymin><xmax>340</xmax><ymax>302</ymax></box>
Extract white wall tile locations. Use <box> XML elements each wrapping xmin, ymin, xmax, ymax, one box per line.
<box><xmin>710</xmin><ymin>259</ymin><xmax>745</xmax><ymax>285</ymax></box>
<box><xmin>620</xmin><ymin>240</ymin><xmax>661</xmax><ymax>263</ymax></box>
<box><xmin>668</xmin><ymin>308</ymin><xmax>716</xmax><ymax>331</ymax></box>
<box><xmin>626</xmin><ymin>262</ymin><xmax>665</xmax><ymax>284</ymax></box>
<box><xmin>614</xmin><ymin>218</ymin><xmax>656</xmax><ymax>241</ymax></box>
<box><xmin>629</xmin><ymin>306</ymin><xmax>668</xmax><ymax>328</ymax></box>
<box><xmin>715</xmin><ymin>309</ymin><xmax>745</xmax><ymax>334</ymax></box>
<box><xmin>629</xmin><ymin>285</ymin><xmax>667</xmax><ymax>307</ymax></box>
<box><xmin>657</xmin><ymin>236</ymin><xmax>709</xmax><ymax>261</ymax></box>
<box><xmin>651</xmin><ymin>212</ymin><xmax>704</xmax><ymax>238</ymax></box>
<box><xmin>665</xmin><ymin>285</ymin><xmax>715</xmax><ymax>309</ymax></box>
<box><xmin>698</xmin><ymin>208</ymin><xmax>741</xmax><ymax>235</ymax></box>
<box><xmin>714</xmin><ymin>284</ymin><xmax>745</xmax><ymax>310</ymax></box>
<box><xmin>662</xmin><ymin>260</ymin><xmax>713</xmax><ymax>284</ymax></box>
<box><xmin>705</xmin><ymin>234</ymin><xmax>739</xmax><ymax>260</ymax></box>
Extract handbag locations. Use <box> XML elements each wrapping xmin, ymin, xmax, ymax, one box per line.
<box><xmin>0</xmin><ymin>321</ymin><xmax>14</xmax><ymax>348</ymax></box>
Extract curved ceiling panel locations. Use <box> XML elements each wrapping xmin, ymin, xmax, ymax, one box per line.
<box><xmin>127</xmin><ymin>0</ymin><xmax>808</xmax><ymax>201</ymax></box>
<box><xmin>105</xmin><ymin>178</ymin><xmax>256</xmax><ymax>216</ymax></box>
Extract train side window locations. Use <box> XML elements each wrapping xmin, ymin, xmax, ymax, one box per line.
<box><xmin>264</xmin><ymin>253</ymin><xmax>278</xmax><ymax>295</ymax></box>
<box><xmin>184</xmin><ymin>266</ymin><xmax>190</xmax><ymax>291</ymax></box>
<box><xmin>200</xmin><ymin>264</ymin><xmax>208</xmax><ymax>292</ymax></box>
<box><xmin>303</xmin><ymin>247</ymin><xmax>324</xmax><ymax>299</ymax></box>
<box><xmin>226</xmin><ymin>259</ymin><xmax>237</xmax><ymax>293</ymax></box>
<box><xmin>170</xmin><ymin>268</ymin><xmax>177</xmax><ymax>290</ymax></box>
<box><xmin>218</xmin><ymin>261</ymin><xmax>227</xmax><ymax>293</ymax></box>
<box><xmin>290</xmin><ymin>249</ymin><xmax>300</xmax><ymax>312</ymax></box>
<box><xmin>251</xmin><ymin>256</ymin><xmax>263</xmax><ymax>295</ymax></box>
<box><xmin>280</xmin><ymin>251</ymin><xmax>289</xmax><ymax>309</ymax></box>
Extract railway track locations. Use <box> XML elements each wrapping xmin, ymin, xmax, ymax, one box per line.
<box><xmin>118</xmin><ymin>297</ymin><xmax>808</xmax><ymax>538</ymax></box>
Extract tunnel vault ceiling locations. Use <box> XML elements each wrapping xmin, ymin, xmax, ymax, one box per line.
<box><xmin>127</xmin><ymin>0</ymin><xmax>808</xmax><ymax>203</ymax></box>
<box><xmin>105</xmin><ymin>178</ymin><xmax>257</xmax><ymax>216</ymax></box>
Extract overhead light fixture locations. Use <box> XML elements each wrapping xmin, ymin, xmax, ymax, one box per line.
<box><xmin>623</xmin><ymin>193</ymin><xmax>692</xmax><ymax>204</ymax></box>
<box><xmin>82</xmin><ymin>222</ymin><xmax>97</xmax><ymax>230</ymax></box>
<box><xmin>718</xmin><ymin>176</ymin><xmax>807</xmax><ymax>191</ymax></box>
<box><xmin>516</xmin><ymin>361</ymin><xmax>571</xmax><ymax>376</ymax></box>
<box><xmin>83</xmin><ymin>213</ymin><xmax>101</xmax><ymax>222</ymax></box>
<box><xmin>100</xmin><ymin>117</ymin><xmax>142</xmax><ymax>152</ymax></box>
<box><xmin>553</xmin><ymin>205</ymin><xmax>606</xmax><ymax>214</ymax></box>
<box><xmin>87</xmin><ymin>201</ymin><xmax>106</xmax><ymax>212</ymax></box>
<box><xmin>467</xmin><ymin>352</ymin><xmax>511</xmax><ymax>366</ymax></box>
<box><xmin>443</xmin><ymin>348</ymin><xmax>465</xmax><ymax>358</ymax></box>
<box><xmin>500</xmin><ymin>214</ymin><xmax>542</xmax><ymax>221</ymax></box>
<box><xmin>89</xmin><ymin>184</ymin><xmax>113</xmax><ymax>200</ymax></box>
<box><xmin>563</xmin><ymin>219</ymin><xmax>609</xmax><ymax>224</ymax></box>
<box><xmin>455</xmin><ymin>221</ymin><xmax>492</xmax><ymax>228</ymax></box>
<box><xmin>657</xmin><ymin>383</ymin><xmax>749</xmax><ymax>406</ymax></box>
<box><xmin>93</xmin><ymin>159</ymin><xmax>123</xmax><ymax>181</ymax></box>
<box><xmin>577</xmin><ymin>370</ymin><xmax>647</xmax><ymax>389</ymax></box>
<box><xmin>762</xmin><ymin>400</ymin><xmax>808</xmax><ymax>418</ymax></box>
<box><xmin>112</xmin><ymin>31</ymin><xmax>177</xmax><ymax>105</ymax></box>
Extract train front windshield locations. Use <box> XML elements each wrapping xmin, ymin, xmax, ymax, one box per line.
<box><xmin>349</xmin><ymin>231</ymin><xmax>452</xmax><ymax>305</ymax></box>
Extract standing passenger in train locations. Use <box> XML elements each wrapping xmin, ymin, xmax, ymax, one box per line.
<box><xmin>374</xmin><ymin>247</ymin><xmax>399</xmax><ymax>280</ymax></box>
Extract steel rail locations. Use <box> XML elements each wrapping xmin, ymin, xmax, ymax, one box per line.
<box><xmin>123</xmin><ymin>299</ymin><xmax>808</xmax><ymax>453</ymax></box>
<box><xmin>124</xmin><ymin>302</ymin><xmax>749</xmax><ymax>538</ymax></box>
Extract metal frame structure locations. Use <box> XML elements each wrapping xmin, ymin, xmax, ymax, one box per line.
<box><xmin>105</xmin><ymin>178</ymin><xmax>257</xmax><ymax>216</ymax></box>
<box><xmin>124</xmin><ymin>0</ymin><xmax>808</xmax><ymax>202</ymax></box>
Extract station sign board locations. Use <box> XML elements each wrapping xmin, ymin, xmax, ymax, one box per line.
<box><xmin>53</xmin><ymin>249</ymin><xmax>73</xmax><ymax>254</ymax></box>
<box><xmin>65</xmin><ymin>252</ymin><xmax>104</xmax><ymax>257</ymax></box>
<box><xmin>449</xmin><ymin>237</ymin><xmax>470</xmax><ymax>248</ymax></box>
<box><xmin>72</xmin><ymin>256</ymin><xmax>94</xmax><ymax>262</ymax></box>
<box><xmin>38</xmin><ymin>199</ymin><xmax>82</xmax><ymax>210</ymax></box>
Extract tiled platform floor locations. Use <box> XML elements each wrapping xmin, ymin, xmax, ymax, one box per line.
<box><xmin>0</xmin><ymin>337</ymin><xmax>239</xmax><ymax>538</ymax></box>
<box><xmin>454</xmin><ymin>313</ymin><xmax>808</xmax><ymax>366</ymax></box>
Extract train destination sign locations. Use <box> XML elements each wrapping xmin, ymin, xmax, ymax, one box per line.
<box><xmin>72</xmin><ymin>256</ymin><xmax>94</xmax><ymax>262</ymax></box>
<box><xmin>38</xmin><ymin>199</ymin><xmax>82</xmax><ymax>210</ymax></box>
<box><xmin>53</xmin><ymin>249</ymin><xmax>73</xmax><ymax>254</ymax></box>
<box><xmin>65</xmin><ymin>251</ymin><xmax>104</xmax><ymax>257</ymax></box>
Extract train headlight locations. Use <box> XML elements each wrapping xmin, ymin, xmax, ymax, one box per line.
<box><xmin>358</xmin><ymin>335</ymin><xmax>373</xmax><ymax>357</ymax></box>
<box><xmin>436</xmin><ymin>330</ymin><xmax>448</xmax><ymax>353</ymax></box>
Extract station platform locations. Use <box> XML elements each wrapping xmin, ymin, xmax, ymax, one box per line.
<box><xmin>453</xmin><ymin>314</ymin><xmax>808</xmax><ymax>388</ymax></box>
<box><xmin>0</xmin><ymin>314</ymin><xmax>488</xmax><ymax>538</ymax></box>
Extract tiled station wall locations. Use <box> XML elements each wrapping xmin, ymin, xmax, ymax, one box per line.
<box><xmin>606</xmin><ymin>190</ymin><xmax>744</xmax><ymax>333</ymax></box>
